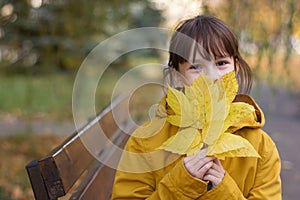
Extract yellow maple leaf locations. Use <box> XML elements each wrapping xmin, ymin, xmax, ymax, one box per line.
<box><xmin>157</xmin><ymin>71</ymin><xmax>260</xmax><ymax>159</ymax></box>
<box><xmin>194</xmin><ymin>74</ymin><xmax>227</xmax><ymax>146</ymax></box>
<box><xmin>206</xmin><ymin>132</ymin><xmax>260</xmax><ymax>159</ymax></box>
<box><xmin>221</xmin><ymin>71</ymin><xmax>239</xmax><ymax>107</ymax></box>
<box><xmin>157</xmin><ymin>128</ymin><xmax>203</xmax><ymax>155</ymax></box>
<box><xmin>166</xmin><ymin>87</ymin><xmax>202</xmax><ymax>128</ymax></box>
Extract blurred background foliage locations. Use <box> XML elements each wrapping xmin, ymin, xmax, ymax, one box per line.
<box><xmin>202</xmin><ymin>0</ymin><xmax>300</xmax><ymax>89</ymax></box>
<box><xmin>0</xmin><ymin>0</ymin><xmax>164</xmax><ymax>118</ymax></box>
<box><xmin>0</xmin><ymin>0</ymin><xmax>163</xmax><ymax>74</ymax></box>
<box><xmin>0</xmin><ymin>0</ymin><xmax>299</xmax><ymax>199</ymax></box>
<box><xmin>1</xmin><ymin>0</ymin><xmax>299</xmax><ymax>78</ymax></box>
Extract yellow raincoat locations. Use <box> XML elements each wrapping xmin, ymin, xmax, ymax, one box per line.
<box><xmin>111</xmin><ymin>94</ymin><xmax>282</xmax><ymax>199</ymax></box>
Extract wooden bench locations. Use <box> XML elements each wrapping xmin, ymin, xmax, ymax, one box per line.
<box><xmin>26</xmin><ymin>95</ymin><xmax>136</xmax><ymax>200</ymax></box>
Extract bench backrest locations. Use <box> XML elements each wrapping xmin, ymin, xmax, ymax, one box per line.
<box><xmin>26</xmin><ymin>95</ymin><xmax>135</xmax><ymax>200</ymax></box>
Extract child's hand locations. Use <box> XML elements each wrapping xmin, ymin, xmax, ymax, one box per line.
<box><xmin>202</xmin><ymin>158</ymin><xmax>225</xmax><ymax>189</ymax></box>
<box><xmin>183</xmin><ymin>153</ymin><xmax>215</xmax><ymax>180</ymax></box>
<box><xmin>183</xmin><ymin>152</ymin><xmax>225</xmax><ymax>189</ymax></box>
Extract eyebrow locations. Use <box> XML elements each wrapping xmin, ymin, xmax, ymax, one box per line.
<box><xmin>215</xmin><ymin>56</ymin><xmax>231</xmax><ymax>60</ymax></box>
<box><xmin>189</xmin><ymin>60</ymin><xmax>209</xmax><ymax>65</ymax></box>
<box><xmin>190</xmin><ymin>56</ymin><xmax>231</xmax><ymax>66</ymax></box>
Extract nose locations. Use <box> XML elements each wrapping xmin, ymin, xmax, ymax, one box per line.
<box><xmin>204</xmin><ymin>65</ymin><xmax>221</xmax><ymax>81</ymax></box>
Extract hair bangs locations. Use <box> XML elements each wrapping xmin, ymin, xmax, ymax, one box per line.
<box><xmin>195</xmin><ymin>22</ymin><xmax>236</xmax><ymax>60</ymax></box>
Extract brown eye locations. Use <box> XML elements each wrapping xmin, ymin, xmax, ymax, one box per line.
<box><xmin>216</xmin><ymin>61</ymin><xmax>227</xmax><ymax>66</ymax></box>
<box><xmin>190</xmin><ymin>65</ymin><xmax>202</xmax><ymax>70</ymax></box>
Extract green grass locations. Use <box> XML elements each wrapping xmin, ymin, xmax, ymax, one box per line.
<box><xmin>0</xmin><ymin>56</ymin><xmax>162</xmax><ymax>120</ymax></box>
<box><xmin>0</xmin><ymin>74</ymin><xmax>75</xmax><ymax>118</ymax></box>
<box><xmin>0</xmin><ymin>72</ymin><xmax>117</xmax><ymax>119</ymax></box>
<box><xmin>0</xmin><ymin>188</ymin><xmax>10</xmax><ymax>200</ymax></box>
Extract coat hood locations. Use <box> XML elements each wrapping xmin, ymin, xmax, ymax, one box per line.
<box><xmin>230</xmin><ymin>94</ymin><xmax>265</xmax><ymax>132</ymax></box>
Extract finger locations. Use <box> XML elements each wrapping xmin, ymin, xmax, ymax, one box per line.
<box><xmin>198</xmin><ymin>148</ymin><xmax>207</xmax><ymax>159</ymax></box>
<box><xmin>185</xmin><ymin>160</ymin><xmax>214</xmax><ymax>179</ymax></box>
<box><xmin>196</xmin><ymin>161</ymin><xmax>214</xmax><ymax>179</ymax></box>
<box><xmin>211</xmin><ymin>162</ymin><xmax>225</xmax><ymax>174</ymax></box>
<box><xmin>211</xmin><ymin>162</ymin><xmax>222</xmax><ymax>171</ymax></box>
<box><xmin>183</xmin><ymin>155</ymin><xmax>195</xmax><ymax>163</ymax></box>
<box><xmin>184</xmin><ymin>155</ymin><xmax>201</xmax><ymax>168</ymax></box>
<box><xmin>197</xmin><ymin>156</ymin><xmax>215</xmax><ymax>164</ymax></box>
<box><xmin>205</xmin><ymin>168</ymin><xmax>223</xmax><ymax>179</ymax></box>
<box><xmin>203</xmin><ymin>174</ymin><xmax>222</xmax><ymax>187</ymax></box>
<box><xmin>184</xmin><ymin>155</ymin><xmax>215</xmax><ymax>167</ymax></box>
<box><xmin>184</xmin><ymin>157</ymin><xmax>213</xmax><ymax>176</ymax></box>
<box><xmin>184</xmin><ymin>156</ymin><xmax>216</xmax><ymax>179</ymax></box>
<box><xmin>214</xmin><ymin>158</ymin><xmax>222</xmax><ymax>166</ymax></box>
<box><xmin>204</xmin><ymin>167</ymin><xmax>225</xmax><ymax>188</ymax></box>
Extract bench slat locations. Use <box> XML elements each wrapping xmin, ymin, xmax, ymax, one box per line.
<box><xmin>47</xmin><ymin>136</ymin><xmax>94</xmax><ymax>197</ymax></box>
<box><xmin>26</xmin><ymin>160</ymin><xmax>50</xmax><ymax>199</ymax></box>
<box><xmin>78</xmin><ymin>165</ymin><xmax>116</xmax><ymax>200</ymax></box>
<box><xmin>70</xmin><ymin>129</ymin><xmax>130</xmax><ymax>199</ymax></box>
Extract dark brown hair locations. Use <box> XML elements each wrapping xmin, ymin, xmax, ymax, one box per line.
<box><xmin>168</xmin><ymin>15</ymin><xmax>252</xmax><ymax>94</ymax></box>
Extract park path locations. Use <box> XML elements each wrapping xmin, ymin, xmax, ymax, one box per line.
<box><xmin>0</xmin><ymin>115</ymin><xmax>74</xmax><ymax>136</ymax></box>
<box><xmin>251</xmin><ymin>82</ymin><xmax>300</xmax><ymax>200</ymax></box>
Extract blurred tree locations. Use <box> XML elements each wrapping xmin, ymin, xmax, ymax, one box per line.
<box><xmin>129</xmin><ymin>1</ymin><xmax>163</xmax><ymax>27</ymax></box>
<box><xmin>202</xmin><ymin>0</ymin><xmax>300</xmax><ymax>85</ymax></box>
<box><xmin>0</xmin><ymin>0</ymin><xmax>163</xmax><ymax>74</ymax></box>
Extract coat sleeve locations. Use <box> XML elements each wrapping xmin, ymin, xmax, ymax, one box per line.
<box><xmin>198</xmin><ymin>172</ymin><xmax>247</xmax><ymax>199</ymax></box>
<box><xmin>111</xmin><ymin>136</ymin><xmax>210</xmax><ymax>200</ymax></box>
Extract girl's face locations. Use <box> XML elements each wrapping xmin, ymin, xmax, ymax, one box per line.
<box><xmin>178</xmin><ymin>56</ymin><xmax>235</xmax><ymax>85</ymax></box>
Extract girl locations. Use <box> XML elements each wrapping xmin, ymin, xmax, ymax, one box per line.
<box><xmin>112</xmin><ymin>15</ymin><xmax>281</xmax><ymax>199</ymax></box>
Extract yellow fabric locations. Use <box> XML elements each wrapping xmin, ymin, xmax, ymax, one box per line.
<box><xmin>111</xmin><ymin>94</ymin><xmax>282</xmax><ymax>199</ymax></box>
